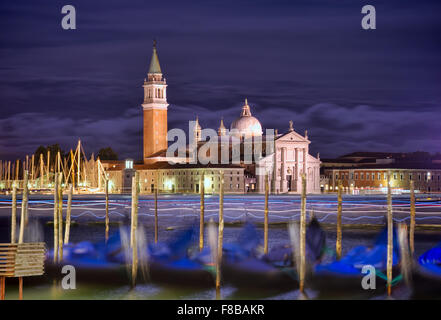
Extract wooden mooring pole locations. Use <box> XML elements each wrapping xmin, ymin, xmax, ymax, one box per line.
<box><xmin>105</xmin><ymin>179</ymin><xmax>109</xmax><ymax>242</ymax></box>
<box><xmin>264</xmin><ymin>174</ymin><xmax>269</xmax><ymax>254</ymax></box>
<box><xmin>409</xmin><ymin>181</ymin><xmax>415</xmax><ymax>255</ymax></box>
<box><xmin>154</xmin><ymin>186</ymin><xmax>158</xmax><ymax>244</ymax></box>
<box><xmin>398</xmin><ymin>223</ymin><xmax>411</xmax><ymax>287</ymax></box>
<box><xmin>64</xmin><ymin>184</ymin><xmax>73</xmax><ymax>244</ymax></box>
<box><xmin>299</xmin><ymin>173</ymin><xmax>307</xmax><ymax>294</ymax></box>
<box><xmin>53</xmin><ymin>174</ymin><xmax>59</xmax><ymax>263</ymax></box>
<box><xmin>17</xmin><ymin>172</ymin><xmax>29</xmax><ymax>300</ymax></box>
<box><xmin>11</xmin><ymin>183</ymin><xmax>17</xmax><ymax>243</ymax></box>
<box><xmin>216</xmin><ymin>171</ymin><xmax>224</xmax><ymax>298</ymax></box>
<box><xmin>58</xmin><ymin>173</ymin><xmax>63</xmax><ymax>261</ymax></box>
<box><xmin>386</xmin><ymin>172</ymin><xmax>393</xmax><ymax>296</ymax></box>
<box><xmin>336</xmin><ymin>180</ymin><xmax>343</xmax><ymax>260</ymax></box>
<box><xmin>199</xmin><ymin>171</ymin><xmax>205</xmax><ymax>251</ymax></box>
<box><xmin>18</xmin><ymin>171</ymin><xmax>28</xmax><ymax>244</ymax></box>
<box><xmin>24</xmin><ymin>170</ymin><xmax>29</xmax><ymax>226</ymax></box>
<box><xmin>131</xmin><ymin>171</ymin><xmax>139</xmax><ymax>288</ymax></box>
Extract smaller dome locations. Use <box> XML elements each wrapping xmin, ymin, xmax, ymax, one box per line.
<box><xmin>230</xmin><ymin>99</ymin><xmax>262</xmax><ymax>138</ymax></box>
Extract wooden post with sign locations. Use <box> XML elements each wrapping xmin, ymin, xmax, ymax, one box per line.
<box><xmin>0</xmin><ymin>243</ymin><xmax>46</xmax><ymax>300</ymax></box>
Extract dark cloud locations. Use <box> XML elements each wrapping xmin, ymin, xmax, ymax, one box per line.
<box><xmin>0</xmin><ymin>0</ymin><xmax>440</xmax><ymax>160</ymax></box>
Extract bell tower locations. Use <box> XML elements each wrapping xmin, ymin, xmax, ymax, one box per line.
<box><xmin>142</xmin><ymin>41</ymin><xmax>169</xmax><ymax>163</ymax></box>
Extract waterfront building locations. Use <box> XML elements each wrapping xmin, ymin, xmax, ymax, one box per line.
<box><xmin>322</xmin><ymin>152</ymin><xmax>441</xmax><ymax>193</ymax></box>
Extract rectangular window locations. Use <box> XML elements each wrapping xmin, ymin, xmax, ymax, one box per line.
<box><xmin>361</xmin><ymin>173</ymin><xmax>364</xmax><ymax>180</ymax></box>
<box><xmin>378</xmin><ymin>173</ymin><xmax>381</xmax><ymax>180</ymax></box>
<box><xmin>351</xmin><ymin>173</ymin><xmax>354</xmax><ymax>180</ymax></box>
<box><xmin>355</xmin><ymin>173</ymin><xmax>358</xmax><ymax>180</ymax></box>
<box><xmin>367</xmin><ymin>173</ymin><xmax>370</xmax><ymax>180</ymax></box>
<box><xmin>418</xmin><ymin>174</ymin><xmax>421</xmax><ymax>181</ymax></box>
<box><xmin>409</xmin><ymin>173</ymin><xmax>412</xmax><ymax>180</ymax></box>
<box><xmin>400</xmin><ymin>174</ymin><xmax>403</xmax><ymax>181</ymax></box>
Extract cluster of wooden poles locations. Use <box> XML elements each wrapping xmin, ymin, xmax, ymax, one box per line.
<box><xmin>6</xmin><ymin>168</ymin><xmax>416</xmax><ymax>298</ymax></box>
<box><xmin>6</xmin><ymin>170</ymin><xmax>111</xmax><ymax>299</ymax></box>
<box><xmin>0</xmin><ymin>140</ymin><xmax>106</xmax><ymax>191</ymax></box>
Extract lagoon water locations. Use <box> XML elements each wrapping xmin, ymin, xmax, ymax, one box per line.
<box><xmin>0</xmin><ymin>194</ymin><xmax>440</xmax><ymax>299</ymax></box>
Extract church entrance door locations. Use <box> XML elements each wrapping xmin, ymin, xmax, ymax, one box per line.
<box><xmin>287</xmin><ymin>175</ymin><xmax>292</xmax><ymax>191</ymax></box>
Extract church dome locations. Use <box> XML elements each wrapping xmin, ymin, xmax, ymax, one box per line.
<box><xmin>230</xmin><ymin>99</ymin><xmax>263</xmax><ymax>138</ymax></box>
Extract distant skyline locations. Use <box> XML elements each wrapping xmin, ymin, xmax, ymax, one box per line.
<box><xmin>1</xmin><ymin>0</ymin><xmax>440</xmax><ymax>161</ymax></box>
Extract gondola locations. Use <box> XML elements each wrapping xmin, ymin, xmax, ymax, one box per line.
<box><xmin>411</xmin><ymin>242</ymin><xmax>441</xmax><ymax>299</ymax></box>
<box><xmin>221</xmin><ymin>218</ymin><xmax>326</xmax><ymax>292</ymax></box>
<box><xmin>44</xmin><ymin>226</ymin><xmax>215</xmax><ymax>287</ymax></box>
<box><xmin>310</xmin><ymin>226</ymin><xmax>401</xmax><ymax>298</ymax></box>
<box><xmin>146</xmin><ymin>227</ymin><xmax>215</xmax><ymax>288</ymax></box>
<box><xmin>44</xmin><ymin>230</ymin><xmax>129</xmax><ymax>285</ymax></box>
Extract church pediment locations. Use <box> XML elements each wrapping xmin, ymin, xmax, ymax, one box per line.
<box><xmin>276</xmin><ymin>130</ymin><xmax>310</xmax><ymax>143</ymax></box>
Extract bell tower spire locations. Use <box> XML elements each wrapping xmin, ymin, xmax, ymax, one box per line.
<box><xmin>142</xmin><ymin>40</ymin><xmax>169</xmax><ymax>163</ymax></box>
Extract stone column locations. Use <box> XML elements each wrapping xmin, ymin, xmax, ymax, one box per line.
<box><xmin>272</xmin><ymin>149</ymin><xmax>278</xmax><ymax>193</ymax></box>
<box><xmin>281</xmin><ymin>147</ymin><xmax>287</xmax><ymax>192</ymax></box>
<box><xmin>295</xmin><ymin>148</ymin><xmax>300</xmax><ymax>193</ymax></box>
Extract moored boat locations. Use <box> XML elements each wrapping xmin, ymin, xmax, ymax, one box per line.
<box><xmin>411</xmin><ymin>242</ymin><xmax>441</xmax><ymax>299</ymax></box>
<box><xmin>221</xmin><ymin>218</ymin><xmax>326</xmax><ymax>292</ymax></box>
<box><xmin>310</xmin><ymin>226</ymin><xmax>402</xmax><ymax>298</ymax></box>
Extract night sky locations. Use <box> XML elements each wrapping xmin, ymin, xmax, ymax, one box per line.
<box><xmin>1</xmin><ymin>0</ymin><xmax>440</xmax><ymax>161</ymax></box>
